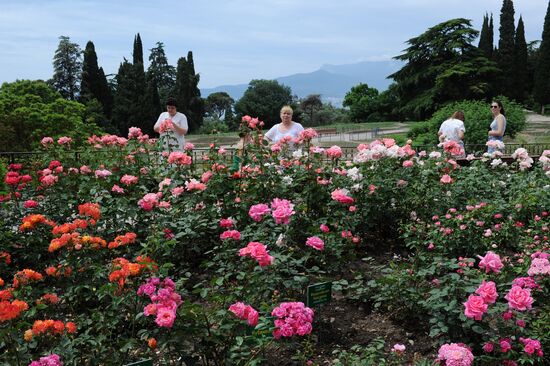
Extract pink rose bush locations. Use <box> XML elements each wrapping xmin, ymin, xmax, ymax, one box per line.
<box><xmin>504</xmin><ymin>285</ymin><xmax>534</xmax><ymax>311</ymax></box>
<box><xmin>228</xmin><ymin>302</ymin><xmax>259</xmax><ymax>326</ymax></box>
<box><xmin>138</xmin><ymin>277</ymin><xmax>182</xmax><ymax>328</ymax></box>
<box><xmin>271</xmin><ymin>302</ymin><xmax>314</xmax><ymax>339</ymax></box>
<box><xmin>248</xmin><ymin>204</ymin><xmax>271</xmax><ymax>222</ymax></box>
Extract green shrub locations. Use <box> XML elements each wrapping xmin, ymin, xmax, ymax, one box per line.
<box><xmin>198</xmin><ymin>117</ymin><xmax>230</xmax><ymax>134</ymax></box>
<box><xmin>408</xmin><ymin>96</ymin><xmax>526</xmax><ymax>148</ymax></box>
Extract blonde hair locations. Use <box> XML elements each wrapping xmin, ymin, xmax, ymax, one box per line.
<box><xmin>280</xmin><ymin>105</ymin><xmax>293</xmax><ymax>114</ymax></box>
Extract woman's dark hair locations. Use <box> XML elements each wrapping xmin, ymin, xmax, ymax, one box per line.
<box><xmin>492</xmin><ymin>100</ymin><xmax>505</xmax><ymax>116</ymax></box>
<box><xmin>166</xmin><ymin>97</ymin><xmax>178</xmax><ymax>108</ymax></box>
<box><xmin>451</xmin><ymin>111</ymin><xmax>465</xmax><ymax>121</ymax></box>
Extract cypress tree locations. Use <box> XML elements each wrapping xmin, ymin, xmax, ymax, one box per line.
<box><xmin>112</xmin><ymin>59</ymin><xmax>134</xmax><ymax>134</ymax></box>
<box><xmin>81</xmin><ymin>41</ymin><xmax>113</xmax><ymax>121</ymax></box>
<box><xmin>489</xmin><ymin>14</ymin><xmax>494</xmax><ymax>58</ymax></box>
<box><xmin>497</xmin><ymin>0</ymin><xmax>516</xmax><ymax>97</ymax></box>
<box><xmin>173</xmin><ymin>51</ymin><xmax>203</xmax><ymax>132</ymax></box>
<box><xmin>133</xmin><ymin>33</ymin><xmax>144</xmax><ymax>67</ymax></box>
<box><xmin>513</xmin><ymin>16</ymin><xmax>528</xmax><ymax>103</ymax></box>
<box><xmin>534</xmin><ymin>1</ymin><xmax>550</xmax><ymax>113</ymax></box>
<box><xmin>479</xmin><ymin>13</ymin><xmax>493</xmax><ymax>58</ymax></box>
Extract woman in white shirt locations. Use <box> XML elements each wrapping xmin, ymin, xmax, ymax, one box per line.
<box><xmin>264</xmin><ymin>106</ymin><xmax>304</xmax><ymax>146</ymax></box>
<box><xmin>438</xmin><ymin>111</ymin><xmax>465</xmax><ymax>145</ymax></box>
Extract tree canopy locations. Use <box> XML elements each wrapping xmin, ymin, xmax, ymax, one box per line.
<box><xmin>234</xmin><ymin>79</ymin><xmax>293</xmax><ymax>128</ymax></box>
<box><xmin>51</xmin><ymin>36</ymin><xmax>82</xmax><ymax>100</ymax></box>
<box><xmin>0</xmin><ymin>80</ymin><xmax>101</xmax><ymax>151</ymax></box>
<box><xmin>389</xmin><ymin>18</ymin><xmax>499</xmax><ymax>120</ymax></box>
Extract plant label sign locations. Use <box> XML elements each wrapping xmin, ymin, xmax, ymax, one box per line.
<box><xmin>306</xmin><ymin>282</ymin><xmax>332</xmax><ymax>307</ymax></box>
<box><xmin>124</xmin><ymin>360</ymin><xmax>153</xmax><ymax>366</ymax></box>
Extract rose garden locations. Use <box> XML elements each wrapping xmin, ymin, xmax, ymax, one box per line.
<box><xmin>1</xmin><ymin>117</ymin><xmax>549</xmax><ymax>366</ymax></box>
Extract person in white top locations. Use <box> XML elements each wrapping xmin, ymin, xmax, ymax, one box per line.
<box><xmin>153</xmin><ymin>97</ymin><xmax>188</xmax><ymax>151</ymax></box>
<box><xmin>264</xmin><ymin>105</ymin><xmax>304</xmax><ymax>147</ymax></box>
<box><xmin>438</xmin><ymin>111</ymin><xmax>466</xmax><ymax>146</ymax></box>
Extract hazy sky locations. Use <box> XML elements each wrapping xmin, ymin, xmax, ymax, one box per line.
<box><xmin>0</xmin><ymin>0</ymin><xmax>548</xmax><ymax>88</ymax></box>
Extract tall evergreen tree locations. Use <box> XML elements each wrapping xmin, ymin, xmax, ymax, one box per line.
<box><xmin>497</xmin><ymin>0</ymin><xmax>516</xmax><ymax>97</ymax></box>
<box><xmin>489</xmin><ymin>14</ymin><xmax>495</xmax><ymax>57</ymax></box>
<box><xmin>133</xmin><ymin>33</ymin><xmax>144</xmax><ymax>66</ymax></box>
<box><xmin>512</xmin><ymin>16</ymin><xmax>528</xmax><ymax>103</ymax></box>
<box><xmin>173</xmin><ymin>51</ymin><xmax>203</xmax><ymax>132</ymax></box>
<box><xmin>534</xmin><ymin>1</ymin><xmax>550</xmax><ymax>113</ymax></box>
<box><xmin>147</xmin><ymin>42</ymin><xmax>176</xmax><ymax>103</ymax></box>
<box><xmin>51</xmin><ymin>36</ymin><xmax>82</xmax><ymax>100</ymax></box>
<box><xmin>111</xmin><ymin>59</ymin><xmax>134</xmax><ymax>134</ymax></box>
<box><xmin>81</xmin><ymin>41</ymin><xmax>114</xmax><ymax>121</ymax></box>
<box><xmin>478</xmin><ymin>13</ymin><xmax>493</xmax><ymax>58</ymax></box>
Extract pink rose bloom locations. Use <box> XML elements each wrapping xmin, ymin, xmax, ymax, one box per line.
<box><xmin>320</xmin><ymin>224</ymin><xmax>330</xmax><ymax>233</ymax></box>
<box><xmin>201</xmin><ymin>170</ymin><xmax>213</xmax><ymax>183</ymax></box>
<box><xmin>228</xmin><ymin>302</ymin><xmax>247</xmax><ymax>318</ymax></box>
<box><xmin>519</xmin><ymin>337</ymin><xmax>543</xmax><ymax>357</ymax></box>
<box><xmin>40</xmin><ymin>174</ymin><xmax>58</xmax><ymax>186</ymax></box>
<box><xmin>463</xmin><ymin>294</ymin><xmax>488</xmax><ymax>320</ymax></box>
<box><xmin>305</xmin><ymin>236</ymin><xmax>324</xmax><ymax>251</ymax></box>
<box><xmin>331</xmin><ymin>188</ymin><xmax>354</xmax><ymax>204</ymax></box>
<box><xmin>57</xmin><ymin>136</ymin><xmax>73</xmax><ymax>145</ymax></box>
<box><xmin>500</xmin><ymin>338</ymin><xmax>512</xmax><ymax>353</ymax></box>
<box><xmin>475</xmin><ymin>281</ymin><xmax>498</xmax><ymax>304</ymax></box>
<box><xmin>219</xmin><ymin>218</ymin><xmax>234</xmax><ymax>228</ymax></box>
<box><xmin>239</xmin><ymin>242</ymin><xmax>274</xmax><ymax>267</ymax></box>
<box><xmin>79</xmin><ymin>165</ymin><xmax>92</xmax><ymax>174</ymax></box>
<box><xmin>402</xmin><ymin>160</ymin><xmax>414</xmax><ymax>167</ymax></box>
<box><xmin>23</xmin><ymin>200</ymin><xmax>38</xmax><ymax>208</ymax></box>
<box><xmin>128</xmin><ymin>127</ymin><xmax>143</xmax><ymax>139</ymax></box>
<box><xmin>249</xmin><ymin>203</ymin><xmax>271</xmax><ymax>222</ymax></box>
<box><xmin>95</xmin><ymin>169</ymin><xmax>112</xmax><ymax>179</ymax></box>
<box><xmin>325</xmin><ymin>145</ymin><xmax>343</xmax><ymax>159</ymax></box>
<box><xmin>184</xmin><ymin>142</ymin><xmax>195</xmax><ymax>150</ymax></box>
<box><xmin>159</xmin><ymin>118</ymin><xmax>174</xmax><ymax>133</ymax></box>
<box><xmin>437</xmin><ymin>343</ymin><xmax>474</xmax><ymax>366</ymax></box>
<box><xmin>155</xmin><ymin>307</ymin><xmax>176</xmax><ymax>328</ymax></box>
<box><xmin>185</xmin><ymin>179</ymin><xmax>206</xmax><ymax>192</ymax></box>
<box><xmin>482</xmin><ymin>342</ymin><xmax>494</xmax><ymax>353</ymax></box>
<box><xmin>167</xmin><ymin>151</ymin><xmax>192</xmax><ymax>165</ymax></box>
<box><xmin>41</xmin><ymin>137</ymin><xmax>54</xmax><ymax>147</ymax></box>
<box><xmin>220</xmin><ymin>230</ymin><xmax>241</xmax><ymax>241</ymax></box>
<box><xmin>391</xmin><ymin>344</ymin><xmax>406</xmax><ymax>353</ymax></box>
<box><xmin>478</xmin><ymin>251</ymin><xmax>504</xmax><ymax>273</ymax></box>
<box><xmin>120</xmin><ymin>174</ymin><xmax>138</xmax><ymax>185</ymax></box>
<box><xmin>527</xmin><ymin>257</ymin><xmax>550</xmax><ymax>276</ymax></box>
<box><xmin>171</xmin><ymin>186</ymin><xmax>185</xmax><ymax>197</ymax></box>
<box><xmin>138</xmin><ymin>193</ymin><xmax>160</xmax><ymax>211</ymax></box>
<box><xmin>29</xmin><ymin>354</ymin><xmax>63</xmax><ymax>366</ymax></box>
<box><xmin>299</xmin><ymin>128</ymin><xmax>318</xmax><ymax>140</ymax></box>
<box><xmin>144</xmin><ymin>303</ymin><xmax>158</xmax><ymax>316</ymax></box>
<box><xmin>440</xmin><ymin>174</ymin><xmax>453</xmax><ymax>184</ymax></box>
<box><xmin>505</xmin><ymin>285</ymin><xmax>534</xmax><ymax>311</ymax></box>
<box><xmin>271</xmin><ymin>198</ymin><xmax>295</xmax><ymax>225</ymax></box>
<box><xmin>111</xmin><ymin>184</ymin><xmax>125</xmax><ymax>194</ymax></box>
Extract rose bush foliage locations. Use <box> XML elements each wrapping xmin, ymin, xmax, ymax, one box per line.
<box><xmin>0</xmin><ymin>122</ymin><xmax>549</xmax><ymax>365</ymax></box>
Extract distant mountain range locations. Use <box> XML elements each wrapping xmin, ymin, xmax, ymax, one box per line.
<box><xmin>201</xmin><ymin>60</ymin><xmax>403</xmax><ymax>105</ymax></box>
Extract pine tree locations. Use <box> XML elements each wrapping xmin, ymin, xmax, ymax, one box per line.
<box><xmin>173</xmin><ymin>51</ymin><xmax>203</xmax><ymax>132</ymax></box>
<box><xmin>111</xmin><ymin>59</ymin><xmax>134</xmax><ymax>134</ymax></box>
<box><xmin>497</xmin><ymin>0</ymin><xmax>516</xmax><ymax>97</ymax></box>
<box><xmin>81</xmin><ymin>41</ymin><xmax>114</xmax><ymax>121</ymax></box>
<box><xmin>147</xmin><ymin>42</ymin><xmax>176</xmax><ymax>103</ymax></box>
<box><xmin>51</xmin><ymin>36</ymin><xmax>82</xmax><ymax>100</ymax></box>
<box><xmin>534</xmin><ymin>1</ymin><xmax>550</xmax><ymax>113</ymax></box>
<box><xmin>513</xmin><ymin>16</ymin><xmax>528</xmax><ymax>103</ymax></box>
<box><xmin>478</xmin><ymin>13</ymin><xmax>493</xmax><ymax>58</ymax></box>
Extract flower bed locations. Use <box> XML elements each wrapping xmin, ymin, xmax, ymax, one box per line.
<box><xmin>1</xmin><ymin>119</ymin><xmax>549</xmax><ymax>365</ymax></box>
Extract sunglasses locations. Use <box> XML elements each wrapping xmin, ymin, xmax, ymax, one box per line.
<box><xmin>490</xmin><ymin>105</ymin><xmax>499</xmax><ymax>109</ymax></box>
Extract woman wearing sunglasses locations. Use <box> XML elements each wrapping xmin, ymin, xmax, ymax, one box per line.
<box><xmin>487</xmin><ymin>100</ymin><xmax>506</xmax><ymax>154</ymax></box>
